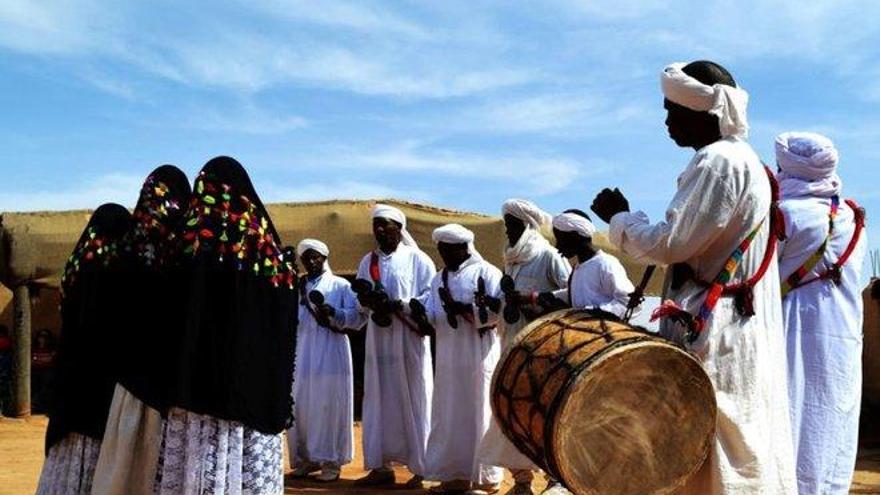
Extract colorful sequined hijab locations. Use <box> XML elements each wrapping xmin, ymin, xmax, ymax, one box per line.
<box><xmin>167</xmin><ymin>156</ymin><xmax>297</xmax><ymax>434</ymax></box>
<box><xmin>125</xmin><ymin>165</ymin><xmax>191</xmax><ymax>268</ymax></box>
<box><xmin>48</xmin><ymin>203</ymin><xmax>131</xmax><ymax>452</ymax></box>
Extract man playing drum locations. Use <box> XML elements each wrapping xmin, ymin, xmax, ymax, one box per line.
<box><xmin>591</xmin><ymin>60</ymin><xmax>797</xmax><ymax>494</ymax></box>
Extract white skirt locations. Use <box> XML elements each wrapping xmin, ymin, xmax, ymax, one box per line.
<box><xmin>91</xmin><ymin>384</ymin><xmax>164</xmax><ymax>495</ymax></box>
<box><xmin>156</xmin><ymin>407</ymin><xmax>284</xmax><ymax>495</ymax></box>
<box><xmin>36</xmin><ymin>432</ymin><xmax>102</xmax><ymax>495</ymax></box>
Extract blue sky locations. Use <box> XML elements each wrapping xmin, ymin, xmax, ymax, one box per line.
<box><xmin>1</xmin><ymin>1</ymin><xmax>879</xmax><ymax>273</ymax></box>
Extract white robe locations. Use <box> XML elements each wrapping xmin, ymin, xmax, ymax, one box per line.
<box><xmin>778</xmin><ymin>196</ymin><xmax>867</xmax><ymax>494</ymax></box>
<box><xmin>553</xmin><ymin>250</ymin><xmax>635</xmax><ymax>318</ymax></box>
<box><xmin>609</xmin><ymin>136</ymin><xmax>797</xmax><ymax>494</ymax></box>
<box><xmin>424</xmin><ymin>256</ymin><xmax>504</xmax><ymax>485</ymax></box>
<box><xmin>288</xmin><ymin>271</ymin><xmax>365</xmax><ymax>466</ymax></box>
<box><xmin>479</xmin><ymin>246</ymin><xmax>571</xmax><ymax>470</ymax></box>
<box><xmin>356</xmin><ymin>244</ymin><xmax>436</xmax><ymax>474</ymax></box>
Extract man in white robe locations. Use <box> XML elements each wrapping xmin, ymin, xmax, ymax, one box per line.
<box><xmin>288</xmin><ymin>239</ymin><xmax>366</xmax><ymax>482</ymax></box>
<box><xmin>478</xmin><ymin>199</ymin><xmax>571</xmax><ymax>495</ymax></box>
<box><xmin>592</xmin><ymin>60</ymin><xmax>797</xmax><ymax>494</ymax></box>
<box><xmin>549</xmin><ymin>210</ymin><xmax>636</xmax><ymax>318</ymax></box>
<box><xmin>775</xmin><ymin>132</ymin><xmax>867</xmax><ymax>494</ymax></box>
<box><xmin>354</xmin><ymin>204</ymin><xmax>436</xmax><ymax>488</ymax></box>
<box><xmin>420</xmin><ymin>224</ymin><xmax>503</xmax><ymax>494</ymax></box>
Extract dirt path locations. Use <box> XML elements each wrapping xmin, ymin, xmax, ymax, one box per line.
<box><xmin>2</xmin><ymin>415</ymin><xmax>878</xmax><ymax>494</ymax></box>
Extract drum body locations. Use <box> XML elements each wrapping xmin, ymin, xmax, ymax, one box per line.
<box><xmin>491</xmin><ymin>309</ymin><xmax>716</xmax><ymax>495</ymax></box>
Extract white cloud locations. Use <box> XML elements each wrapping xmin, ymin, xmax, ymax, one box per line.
<box><xmin>324</xmin><ymin>142</ymin><xmax>584</xmax><ymax>196</ymax></box>
<box><xmin>181</xmin><ymin>103</ymin><xmax>308</xmax><ymax>135</ymax></box>
<box><xmin>0</xmin><ymin>173</ymin><xmax>142</xmax><ymax>212</ymax></box>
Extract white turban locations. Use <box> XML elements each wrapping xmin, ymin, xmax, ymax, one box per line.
<box><xmin>661</xmin><ymin>62</ymin><xmax>749</xmax><ymax>138</ymax></box>
<box><xmin>432</xmin><ymin>223</ymin><xmax>483</xmax><ymax>260</ymax></box>
<box><xmin>297</xmin><ymin>238</ymin><xmax>331</xmax><ymax>273</ymax></box>
<box><xmin>372</xmin><ymin>203</ymin><xmax>418</xmax><ymax>248</ymax></box>
<box><xmin>552</xmin><ymin>212</ymin><xmax>597</xmax><ymax>238</ymax></box>
<box><xmin>502</xmin><ymin>198</ymin><xmax>552</xmax><ymax>229</ymax></box>
<box><xmin>775</xmin><ymin>132</ymin><xmax>839</xmax><ymax>180</ymax></box>
<box><xmin>775</xmin><ymin>132</ymin><xmax>842</xmax><ymax>198</ymax></box>
<box><xmin>296</xmin><ymin>238</ymin><xmax>329</xmax><ymax>257</ymax></box>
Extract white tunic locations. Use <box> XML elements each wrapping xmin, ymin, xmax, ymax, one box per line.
<box><xmin>288</xmin><ymin>271</ymin><xmax>365</xmax><ymax>466</ymax></box>
<box><xmin>479</xmin><ymin>246</ymin><xmax>570</xmax><ymax>470</ymax></box>
<box><xmin>778</xmin><ymin>196</ymin><xmax>867</xmax><ymax>495</ymax></box>
<box><xmin>356</xmin><ymin>244</ymin><xmax>436</xmax><ymax>474</ymax></box>
<box><xmin>554</xmin><ymin>250</ymin><xmax>635</xmax><ymax>318</ymax></box>
<box><xmin>609</xmin><ymin>136</ymin><xmax>797</xmax><ymax>494</ymax></box>
<box><xmin>424</xmin><ymin>256</ymin><xmax>504</xmax><ymax>485</ymax></box>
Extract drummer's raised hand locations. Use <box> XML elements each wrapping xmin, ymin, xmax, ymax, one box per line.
<box><xmin>591</xmin><ymin>188</ymin><xmax>630</xmax><ymax>224</ymax></box>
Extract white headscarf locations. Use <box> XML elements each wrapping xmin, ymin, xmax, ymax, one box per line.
<box><xmin>775</xmin><ymin>131</ymin><xmax>842</xmax><ymax>199</ymax></box>
<box><xmin>552</xmin><ymin>212</ymin><xmax>597</xmax><ymax>238</ymax></box>
<box><xmin>432</xmin><ymin>223</ymin><xmax>483</xmax><ymax>261</ymax></box>
<box><xmin>502</xmin><ymin>198</ymin><xmax>553</xmax><ymax>229</ymax></box>
<box><xmin>297</xmin><ymin>238</ymin><xmax>331</xmax><ymax>273</ymax></box>
<box><xmin>502</xmin><ymin>198</ymin><xmax>553</xmax><ymax>271</ymax></box>
<box><xmin>661</xmin><ymin>62</ymin><xmax>749</xmax><ymax>138</ymax></box>
<box><xmin>372</xmin><ymin>203</ymin><xmax>418</xmax><ymax>248</ymax></box>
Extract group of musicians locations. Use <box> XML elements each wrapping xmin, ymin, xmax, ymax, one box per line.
<box><xmin>35</xmin><ymin>59</ymin><xmax>864</xmax><ymax>495</ymax></box>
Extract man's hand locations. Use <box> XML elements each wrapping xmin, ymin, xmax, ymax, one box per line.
<box><xmin>591</xmin><ymin>188</ymin><xmax>630</xmax><ymax>224</ymax></box>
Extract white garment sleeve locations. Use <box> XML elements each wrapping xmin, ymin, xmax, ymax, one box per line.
<box><xmin>409</xmin><ymin>251</ymin><xmax>438</xmax><ymax>308</ymax></box>
<box><xmin>597</xmin><ymin>256</ymin><xmax>637</xmax><ymax>318</ymax></box>
<box><xmin>548</xmin><ymin>252</ymin><xmax>573</xmax><ymax>290</ymax></box>
<box><xmin>609</xmin><ymin>160</ymin><xmax>738</xmax><ymax>265</ymax></box>
<box><xmin>335</xmin><ymin>281</ymin><xmax>367</xmax><ymax>330</ymax></box>
<box><xmin>424</xmin><ymin>274</ymin><xmax>443</xmax><ymax>324</ymax></box>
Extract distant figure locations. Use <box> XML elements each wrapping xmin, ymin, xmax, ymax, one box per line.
<box><xmin>91</xmin><ymin>165</ymin><xmax>191</xmax><ymax>495</ymax></box>
<box><xmin>31</xmin><ymin>329</ymin><xmax>58</xmax><ymax>413</ymax></box>
<box><xmin>775</xmin><ymin>132</ymin><xmax>867</xmax><ymax>494</ymax></box>
<box><xmin>155</xmin><ymin>157</ymin><xmax>297</xmax><ymax>495</ymax></box>
<box><xmin>353</xmin><ymin>204</ymin><xmax>435</xmax><ymax>489</ymax></box>
<box><xmin>478</xmin><ymin>199</ymin><xmax>570</xmax><ymax>495</ymax></box>
<box><xmin>591</xmin><ymin>60</ymin><xmax>797</xmax><ymax>493</ymax></box>
<box><xmin>0</xmin><ymin>324</ymin><xmax>12</xmax><ymax>416</ymax></box>
<box><xmin>36</xmin><ymin>203</ymin><xmax>132</xmax><ymax>495</ymax></box>
<box><xmin>288</xmin><ymin>238</ymin><xmax>365</xmax><ymax>482</ymax></box>
<box><xmin>422</xmin><ymin>224</ymin><xmax>503</xmax><ymax>494</ymax></box>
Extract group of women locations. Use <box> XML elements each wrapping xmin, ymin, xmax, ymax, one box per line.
<box><xmin>37</xmin><ymin>157</ymin><xmax>298</xmax><ymax>495</ymax></box>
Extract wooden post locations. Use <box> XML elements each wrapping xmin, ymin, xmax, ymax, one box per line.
<box><xmin>10</xmin><ymin>284</ymin><xmax>31</xmax><ymax>417</ymax></box>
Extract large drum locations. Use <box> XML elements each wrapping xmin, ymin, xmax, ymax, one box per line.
<box><xmin>491</xmin><ymin>309</ymin><xmax>716</xmax><ymax>495</ymax></box>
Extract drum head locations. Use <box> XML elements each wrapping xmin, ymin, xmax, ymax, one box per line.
<box><xmin>552</xmin><ymin>341</ymin><xmax>715</xmax><ymax>495</ymax></box>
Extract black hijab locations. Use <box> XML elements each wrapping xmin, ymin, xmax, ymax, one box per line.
<box><xmin>167</xmin><ymin>156</ymin><xmax>297</xmax><ymax>434</ymax></box>
<box><xmin>116</xmin><ymin>165</ymin><xmax>191</xmax><ymax>413</ymax></box>
<box><xmin>46</xmin><ymin>203</ymin><xmax>132</xmax><ymax>452</ymax></box>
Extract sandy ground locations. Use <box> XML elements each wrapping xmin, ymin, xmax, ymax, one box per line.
<box><xmin>1</xmin><ymin>415</ymin><xmax>878</xmax><ymax>495</ymax></box>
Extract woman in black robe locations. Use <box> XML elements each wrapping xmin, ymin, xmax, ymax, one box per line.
<box><xmin>155</xmin><ymin>156</ymin><xmax>298</xmax><ymax>495</ymax></box>
<box><xmin>91</xmin><ymin>165</ymin><xmax>191</xmax><ymax>495</ymax></box>
<box><xmin>36</xmin><ymin>203</ymin><xmax>132</xmax><ymax>495</ymax></box>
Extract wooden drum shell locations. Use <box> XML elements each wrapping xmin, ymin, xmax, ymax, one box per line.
<box><xmin>491</xmin><ymin>309</ymin><xmax>716</xmax><ymax>495</ymax></box>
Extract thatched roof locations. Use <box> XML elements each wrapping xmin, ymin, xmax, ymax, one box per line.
<box><xmin>0</xmin><ymin>199</ymin><xmax>664</xmax><ymax>294</ymax></box>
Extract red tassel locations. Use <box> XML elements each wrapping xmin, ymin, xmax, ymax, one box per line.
<box><xmin>650</xmin><ymin>300</ymin><xmax>688</xmax><ymax>322</ymax></box>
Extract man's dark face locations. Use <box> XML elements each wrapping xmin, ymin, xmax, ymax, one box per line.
<box><xmin>504</xmin><ymin>214</ymin><xmax>526</xmax><ymax>247</ymax></box>
<box><xmin>299</xmin><ymin>249</ymin><xmax>327</xmax><ymax>278</ymax></box>
<box><xmin>664</xmin><ymin>98</ymin><xmax>720</xmax><ymax>148</ymax></box>
<box><xmin>373</xmin><ymin>217</ymin><xmax>402</xmax><ymax>252</ymax></box>
<box><xmin>553</xmin><ymin>228</ymin><xmax>584</xmax><ymax>259</ymax></box>
<box><xmin>437</xmin><ymin>242</ymin><xmax>470</xmax><ymax>270</ymax></box>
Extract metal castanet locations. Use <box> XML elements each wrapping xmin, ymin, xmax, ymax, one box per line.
<box><xmin>351</xmin><ymin>278</ymin><xmax>393</xmax><ymax>327</ymax></box>
<box><xmin>491</xmin><ymin>309</ymin><xmax>716</xmax><ymax>495</ymax></box>
<box><xmin>499</xmin><ymin>275</ymin><xmax>521</xmax><ymax>324</ymax></box>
